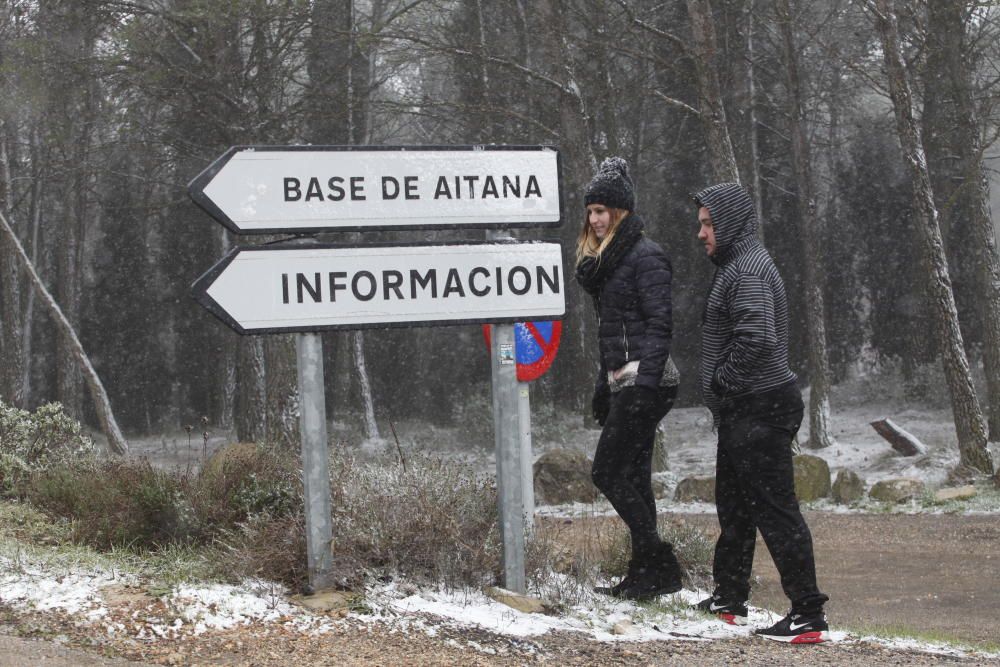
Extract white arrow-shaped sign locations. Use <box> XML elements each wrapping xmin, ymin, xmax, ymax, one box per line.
<box><xmin>188</xmin><ymin>145</ymin><xmax>562</xmax><ymax>234</ymax></box>
<box><xmin>192</xmin><ymin>242</ymin><xmax>565</xmax><ymax>334</ymax></box>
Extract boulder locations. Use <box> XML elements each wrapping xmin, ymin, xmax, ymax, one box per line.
<box><xmin>611</xmin><ymin>620</ymin><xmax>634</xmax><ymax>635</ymax></box>
<box><xmin>869</xmin><ymin>478</ymin><xmax>925</xmax><ymax>503</ymax></box>
<box><xmin>533</xmin><ymin>448</ymin><xmax>599</xmax><ymax>505</ymax></box>
<box><xmin>652</xmin><ymin>427</ymin><xmax>669</xmax><ymax>473</ymax></box>
<box><xmin>831</xmin><ymin>469</ymin><xmax>864</xmax><ymax>504</ymax></box>
<box><xmin>651</xmin><ymin>476</ymin><xmax>671</xmax><ymax>500</ymax></box>
<box><xmin>674</xmin><ymin>476</ymin><xmax>715</xmax><ymax>503</ymax></box>
<box><xmin>933</xmin><ymin>485</ymin><xmax>977</xmax><ymax>503</ymax></box>
<box><xmin>291</xmin><ymin>590</ymin><xmax>353</xmax><ymax>613</ymax></box>
<box><xmin>793</xmin><ymin>455</ymin><xmax>831</xmax><ymax>502</ymax></box>
<box><xmin>485</xmin><ymin>587</ymin><xmax>546</xmax><ymax>614</ymax></box>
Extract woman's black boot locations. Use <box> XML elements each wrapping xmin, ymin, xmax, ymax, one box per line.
<box><xmin>594</xmin><ymin>557</ymin><xmax>639</xmax><ymax>597</ymax></box>
<box><xmin>617</xmin><ymin>543</ymin><xmax>683</xmax><ymax>601</ymax></box>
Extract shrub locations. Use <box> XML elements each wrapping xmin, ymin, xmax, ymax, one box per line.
<box><xmin>0</xmin><ymin>401</ymin><xmax>97</xmax><ymax>496</ymax></box>
<box><xmin>192</xmin><ymin>442</ymin><xmax>301</xmax><ymax>529</ymax></box>
<box><xmin>24</xmin><ymin>460</ymin><xmax>197</xmax><ymax>549</ymax></box>
<box><xmin>222</xmin><ymin>450</ymin><xmax>501</xmax><ymax>589</ymax></box>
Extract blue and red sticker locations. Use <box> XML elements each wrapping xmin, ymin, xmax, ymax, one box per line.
<box><xmin>483</xmin><ymin>321</ymin><xmax>562</xmax><ymax>382</ymax></box>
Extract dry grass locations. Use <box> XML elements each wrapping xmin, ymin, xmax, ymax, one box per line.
<box><xmin>17</xmin><ymin>440</ymin><xmax>715</xmax><ymax>597</ymax></box>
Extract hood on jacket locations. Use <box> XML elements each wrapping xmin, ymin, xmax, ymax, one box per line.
<box><xmin>692</xmin><ymin>182</ymin><xmax>758</xmax><ymax>262</ymax></box>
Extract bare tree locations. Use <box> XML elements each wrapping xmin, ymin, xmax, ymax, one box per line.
<box><xmin>0</xmin><ymin>209</ymin><xmax>127</xmax><ymax>454</ymax></box>
<box><xmin>867</xmin><ymin>0</ymin><xmax>993</xmax><ymax>475</ymax></box>
<box><xmin>776</xmin><ymin>0</ymin><xmax>834</xmax><ymax>449</ymax></box>
<box><xmin>685</xmin><ymin>0</ymin><xmax>741</xmax><ymax>183</ymax></box>
<box><xmin>922</xmin><ymin>0</ymin><xmax>1000</xmax><ymax>442</ymax></box>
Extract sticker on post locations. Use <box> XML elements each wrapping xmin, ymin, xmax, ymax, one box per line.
<box><xmin>499</xmin><ymin>343</ymin><xmax>515</xmax><ymax>365</ymax></box>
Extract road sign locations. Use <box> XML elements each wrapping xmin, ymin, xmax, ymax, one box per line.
<box><xmin>483</xmin><ymin>321</ymin><xmax>562</xmax><ymax>382</ymax></box>
<box><xmin>188</xmin><ymin>145</ymin><xmax>562</xmax><ymax>234</ymax></box>
<box><xmin>192</xmin><ymin>241</ymin><xmax>565</xmax><ymax>334</ymax></box>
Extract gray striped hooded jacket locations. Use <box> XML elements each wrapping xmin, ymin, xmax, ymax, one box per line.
<box><xmin>693</xmin><ymin>183</ymin><xmax>797</xmax><ymax>424</ymax></box>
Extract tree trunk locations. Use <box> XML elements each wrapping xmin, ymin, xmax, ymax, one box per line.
<box><xmin>745</xmin><ymin>0</ymin><xmax>765</xmax><ymax>239</ymax></box>
<box><xmin>552</xmin><ymin>0</ymin><xmax>599</xmax><ymax>413</ymax></box>
<box><xmin>55</xmin><ymin>178</ymin><xmax>83</xmax><ymax>418</ymax></box>
<box><xmin>265</xmin><ymin>335</ymin><xmax>300</xmax><ymax>446</ymax></box>
<box><xmin>928</xmin><ymin>1</ymin><xmax>1000</xmax><ymax>442</ymax></box>
<box><xmin>235</xmin><ymin>337</ymin><xmax>266</xmax><ymax>443</ymax></box>
<box><xmin>352</xmin><ymin>331</ymin><xmax>379</xmax><ymax>441</ymax></box>
<box><xmin>21</xmin><ymin>128</ymin><xmax>44</xmax><ymax>407</ymax></box>
<box><xmin>871</xmin><ymin>0</ymin><xmax>993</xmax><ymax>475</ymax></box>
<box><xmin>685</xmin><ymin>0</ymin><xmax>741</xmax><ymax>183</ymax></box>
<box><xmin>0</xmin><ymin>209</ymin><xmax>127</xmax><ymax>454</ymax></box>
<box><xmin>777</xmin><ymin>0</ymin><xmax>834</xmax><ymax>449</ymax></box>
<box><xmin>0</xmin><ymin>126</ymin><xmax>24</xmax><ymax>407</ymax></box>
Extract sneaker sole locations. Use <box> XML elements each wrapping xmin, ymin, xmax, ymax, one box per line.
<box><xmin>757</xmin><ymin>630</ymin><xmax>829</xmax><ymax>644</ymax></box>
<box><xmin>718</xmin><ymin>612</ymin><xmax>747</xmax><ymax>626</ymax></box>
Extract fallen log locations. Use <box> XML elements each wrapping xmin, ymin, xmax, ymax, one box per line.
<box><xmin>870</xmin><ymin>418</ymin><xmax>927</xmax><ymax>457</ymax></box>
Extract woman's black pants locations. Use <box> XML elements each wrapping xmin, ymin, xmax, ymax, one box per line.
<box><xmin>713</xmin><ymin>381</ymin><xmax>828</xmax><ymax>614</ymax></box>
<box><xmin>591</xmin><ymin>385</ymin><xmax>677</xmax><ymax>559</ymax></box>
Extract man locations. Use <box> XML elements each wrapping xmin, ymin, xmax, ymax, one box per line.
<box><xmin>691</xmin><ymin>182</ymin><xmax>829</xmax><ymax>644</ymax></box>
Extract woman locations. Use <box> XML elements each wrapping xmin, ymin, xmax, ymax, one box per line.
<box><xmin>574</xmin><ymin>157</ymin><xmax>683</xmax><ymax>601</ymax></box>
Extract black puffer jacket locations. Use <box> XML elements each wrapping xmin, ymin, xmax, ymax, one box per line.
<box><xmin>577</xmin><ymin>214</ymin><xmax>674</xmax><ymax>391</ymax></box>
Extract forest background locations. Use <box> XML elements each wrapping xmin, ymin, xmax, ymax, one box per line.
<box><xmin>2</xmin><ymin>0</ymin><xmax>1000</xmax><ymax>473</ymax></box>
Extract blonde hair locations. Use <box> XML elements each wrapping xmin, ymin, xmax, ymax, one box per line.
<box><xmin>575</xmin><ymin>207</ymin><xmax>629</xmax><ymax>265</ymax></box>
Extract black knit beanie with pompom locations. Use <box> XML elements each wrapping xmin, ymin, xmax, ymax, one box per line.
<box><xmin>584</xmin><ymin>156</ymin><xmax>635</xmax><ymax>211</ymax></box>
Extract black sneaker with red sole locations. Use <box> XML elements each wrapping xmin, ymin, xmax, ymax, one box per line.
<box><xmin>693</xmin><ymin>595</ymin><xmax>748</xmax><ymax>626</ymax></box>
<box><xmin>754</xmin><ymin>611</ymin><xmax>829</xmax><ymax>644</ymax></box>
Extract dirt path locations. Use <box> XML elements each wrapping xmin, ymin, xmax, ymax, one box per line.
<box><xmin>677</xmin><ymin>511</ymin><xmax>1000</xmax><ymax>647</ymax></box>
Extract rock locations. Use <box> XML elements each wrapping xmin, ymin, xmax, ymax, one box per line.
<box><xmin>533</xmin><ymin>449</ymin><xmax>599</xmax><ymax>505</ymax></box>
<box><xmin>831</xmin><ymin>469</ymin><xmax>864</xmax><ymax>504</ymax></box>
<box><xmin>611</xmin><ymin>620</ymin><xmax>633</xmax><ymax>635</ymax></box>
<box><xmin>291</xmin><ymin>589</ymin><xmax>353</xmax><ymax>612</ymax></box>
<box><xmin>652</xmin><ymin>427</ymin><xmax>669</xmax><ymax>473</ymax></box>
<box><xmin>870</xmin><ymin>418</ymin><xmax>928</xmax><ymax>456</ymax></box>
<box><xmin>651</xmin><ymin>476</ymin><xmax>671</xmax><ymax>500</ymax></box>
<box><xmin>934</xmin><ymin>485</ymin><xmax>978</xmax><ymax>502</ymax></box>
<box><xmin>869</xmin><ymin>478</ymin><xmax>925</xmax><ymax>503</ymax></box>
<box><xmin>793</xmin><ymin>455</ymin><xmax>831</xmax><ymax>501</ymax></box>
<box><xmin>484</xmin><ymin>587</ymin><xmax>546</xmax><ymax>614</ymax></box>
<box><xmin>673</xmin><ymin>476</ymin><xmax>715</xmax><ymax>503</ymax></box>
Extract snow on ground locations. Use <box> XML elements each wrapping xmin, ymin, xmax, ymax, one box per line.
<box><xmin>1</xmin><ymin>547</ymin><xmax>998</xmax><ymax>661</ymax></box>
<box><xmin>42</xmin><ymin>390</ymin><xmax>994</xmax><ymax>658</ymax></box>
<box><xmin>0</xmin><ymin>554</ymin><xmax>120</xmax><ymax>620</ymax></box>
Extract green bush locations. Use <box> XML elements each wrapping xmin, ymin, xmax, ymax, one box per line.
<box><xmin>0</xmin><ymin>401</ymin><xmax>97</xmax><ymax>496</ymax></box>
<box><xmin>25</xmin><ymin>460</ymin><xmax>197</xmax><ymax>549</ymax></box>
<box><xmin>192</xmin><ymin>442</ymin><xmax>301</xmax><ymax>529</ymax></box>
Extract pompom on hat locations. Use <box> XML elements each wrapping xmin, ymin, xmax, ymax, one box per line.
<box><xmin>584</xmin><ymin>156</ymin><xmax>635</xmax><ymax>211</ymax></box>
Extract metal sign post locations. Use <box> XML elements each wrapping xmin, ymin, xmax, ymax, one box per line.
<box><xmin>190</xmin><ymin>144</ymin><xmax>565</xmax><ymax>594</ymax></box>
<box><xmin>490</xmin><ymin>322</ymin><xmax>526</xmax><ymax>593</ymax></box>
<box><xmin>296</xmin><ymin>332</ymin><xmax>334</xmax><ymax>591</ymax></box>
<box><xmin>518</xmin><ymin>382</ymin><xmax>535</xmax><ymax>533</ymax></box>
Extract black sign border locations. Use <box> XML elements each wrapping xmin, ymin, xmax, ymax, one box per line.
<box><xmin>191</xmin><ymin>239</ymin><xmax>566</xmax><ymax>335</ymax></box>
<box><xmin>188</xmin><ymin>145</ymin><xmax>563</xmax><ymax>235</ymax></box>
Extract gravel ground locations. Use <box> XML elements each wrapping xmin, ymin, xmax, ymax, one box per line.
<box><xmin>2</xmin><ymin>614</ymin><xmax>990</xmax><ymax>666</ymax></box>
<box><xmin>1</xmin><ymin>510</ymin><xmax>998</xmax><ymax>666</ymax></box>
